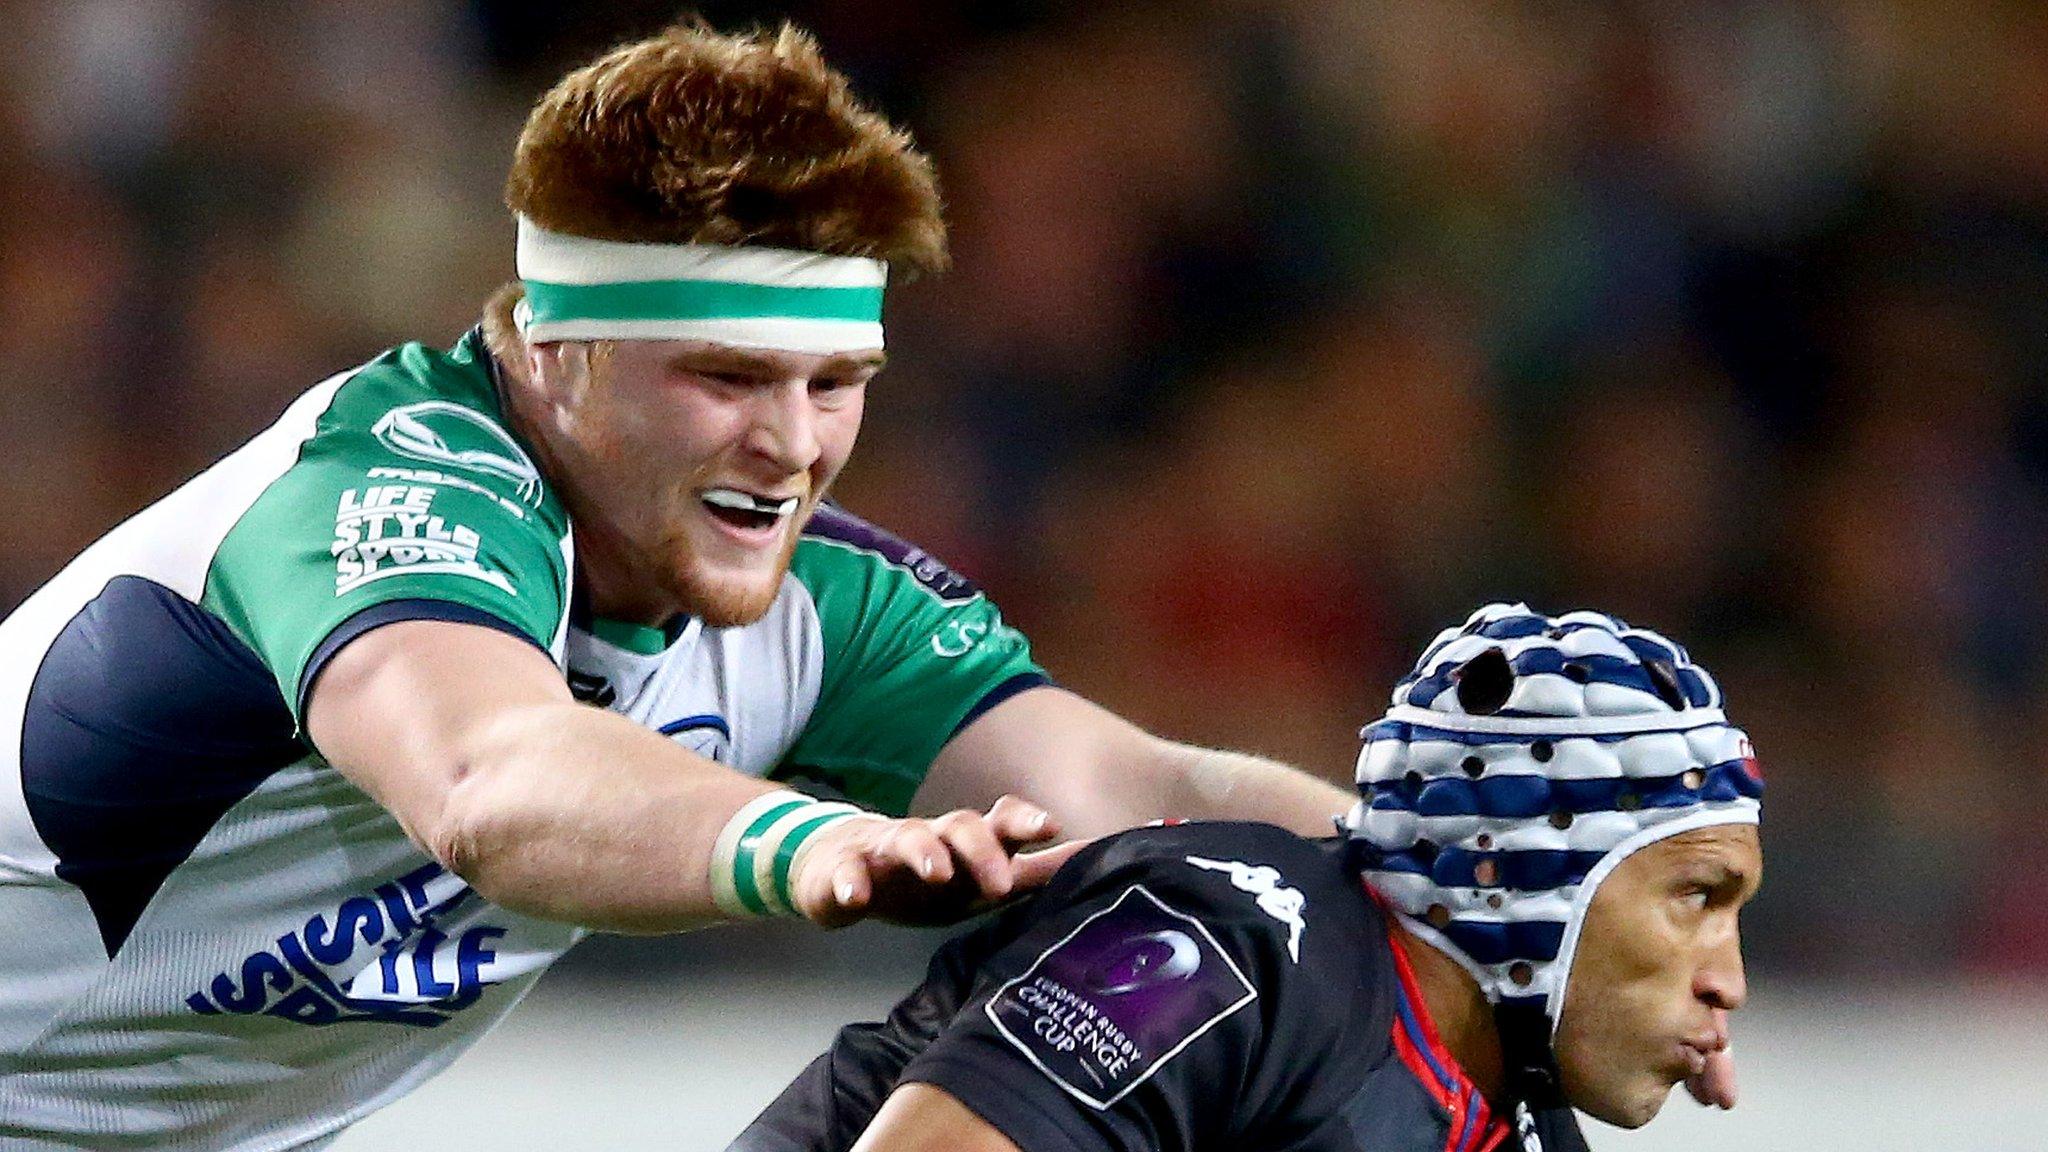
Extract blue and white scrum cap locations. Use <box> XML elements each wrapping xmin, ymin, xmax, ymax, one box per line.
<box><xmin>1345</xmin><ymin>603</ymin><xmax>1763</xmax><ymax>1029</ymax></box>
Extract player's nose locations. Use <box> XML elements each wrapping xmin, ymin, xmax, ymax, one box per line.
<box><xmin>1695</xmin><ymin>928</ymin><xmax>1747</xmax><ymax>1012</ymax></box>
<box><xmin>746</xmin><ymin>379</ymin><xmax>822</xmax><ymax>472</ymax></box>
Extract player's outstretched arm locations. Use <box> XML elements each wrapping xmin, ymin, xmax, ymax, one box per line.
<box><xmin>848</xmin><ymin>1084</ymin><xmax>1021</xmax><ymax>1152</ymax></box>
<box><xmin>920</xmin><ymin>686</ymin><xmax>1355</xmax><ymax>840</ymax></box>
<box><xmin>306</xmin><ymin>620</ymin><xmax>1059</xmax><ymax>933</ymax></box>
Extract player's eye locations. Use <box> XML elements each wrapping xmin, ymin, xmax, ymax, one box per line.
<box><xmin>811</xmin><ymin>375</ymin><xmax>868</xmax><ymax>402</ymax></box>
<box><xmin>669</xmin><ymin>358</ymin><xmax>759</xmax><ymax>389</ymax></box>
<box><xmin>1672</xmin><ymin>878</ymin><xmax>1716</xmax><ymax>911</ymax></box>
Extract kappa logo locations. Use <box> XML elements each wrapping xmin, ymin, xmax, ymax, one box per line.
<box><xmin>1185</xmin><ymin>855</ymin><xmax>1307</xmax><ymax>962</ymax></box>
<box><xmin>373</xmin><ymin>401</ymin><xmax>544</xmax><ymax>506</ymax></box>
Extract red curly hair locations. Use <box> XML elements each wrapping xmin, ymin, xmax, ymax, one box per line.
<box><xmin>485</xmin><ymin>22</ymin><xmax>943</xmax><ymax>360</ymax></box>
<box><xmin>506</xmin><ymin>21</ymin><xmax>946</xmax><ymax>270</ymax></box>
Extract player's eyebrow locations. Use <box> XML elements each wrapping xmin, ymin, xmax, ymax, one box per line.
<box><xmin>666</xmin><ymin>348</ymin><xmax>885</xmax><ymax>377</ymax></box>
<box><xmin>666</xmin><ymin>347</ymin><xmax>778</xmax><ymax>376</ymax></box>
<box><xmin>1694</xmin><ymin>858</ymin><xmax>1760</xmax><ymax>901</ymax></box>
<box><xmin>1723</xmin><ymin>863</ymin><xmax>1762</xmax><ymax>896</ymax></box>
<box><xmin>822</xmin><ymin>350</ymin><xmax>886</xmax><ymax>373</ymax></box>
<box><xmin>1669</xmin><ymin>840</ymin><xmax>1758</xmax><ymax>886</ymax></box>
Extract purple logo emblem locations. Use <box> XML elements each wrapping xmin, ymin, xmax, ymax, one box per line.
<box><xmin>1084</xmin><ymin>929</ymin><xmax>1202</xmax><ymax>995</ymax></box>
<box><xmin>985</xmin><ymin>885</ymin><xmax>1257</xmax><ymax>1109</ymax></box>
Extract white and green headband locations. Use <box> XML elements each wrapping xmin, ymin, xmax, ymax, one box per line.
<box><xmin>513</xmin><ymin>215</ymin><xmax>888</xmax><ymax>353</ymax></box>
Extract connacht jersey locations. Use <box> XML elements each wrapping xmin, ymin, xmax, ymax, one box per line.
<box><xmin>0</xmin><ymin>330</ymin><xmax>1043</xmax><ymax>1150</ymax></box>
<box><xmin>733</xmin><ymin>823</ymin><xmax>1585</xmax><ymax>1152</ymax></box>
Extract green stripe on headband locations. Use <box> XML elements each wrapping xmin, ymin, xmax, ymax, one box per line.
<box><xmin>522</xmin><ymin>278</ymin><xmax>884</xmax><ymax>325</ymax></box>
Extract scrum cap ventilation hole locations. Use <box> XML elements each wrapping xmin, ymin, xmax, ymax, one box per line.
<box><xmin>1454</xmin><ymin>647</ymin><xmax>1515</xmax><ymax>715</ymax></box>
<box><xmin>1645</xmin><ymin>657</ymin><xmax>1687</xmax><ymax>710</ymax></box>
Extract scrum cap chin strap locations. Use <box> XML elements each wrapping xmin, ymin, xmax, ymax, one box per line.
<box><xmin>1497</xmin><ymin>1000</ymin><xmax>1571</xmax><ymax>1150</ymax></box>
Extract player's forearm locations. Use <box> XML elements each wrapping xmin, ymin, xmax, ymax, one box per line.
<box><xmin>924</xmin><ymin>689</ymin><xmax>1353</xmax><ymax>840</ymax></box>
<box><xmin>1015</xmin><ymin>741</ymin><xmax>1351</xmax><ymax>841</ymax></box>
<box><xmin>852</xmin><ymin>1084</ymin><xmax>1023</xmax><ymax>1152</ymax></box>
<box><xmin>427</xmin><ymin>700</ymin><xmax>771</xmax><ymax>933</ymax></box>
<box><xmin>1154</xmin><ymin>742</ymin><xmax>1355</xmax><ymax>838</ymax></box>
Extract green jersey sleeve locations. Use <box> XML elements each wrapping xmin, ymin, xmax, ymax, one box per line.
<box><xmin>780</xmin><ymin>506</ymin><xmax>1046</xmax><ymax>814</ymax></box>
<box><xmin>201</xmin><ymin>335</ymin><xmax>574</xmax><ymax>727</ymax></box>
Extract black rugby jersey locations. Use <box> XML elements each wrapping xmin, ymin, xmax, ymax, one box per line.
<box><xmin>734</xmin><ymin>822</ymin><xmax>1589</xmax><ymax>1152</ymax></box>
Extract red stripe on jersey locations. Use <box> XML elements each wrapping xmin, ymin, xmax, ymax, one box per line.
<box><xmin>1390</xmin><ymin>1014</ymin><xmax>1459</xmax><ymax>1114</ymax></box>
<box><xmin>1377</xmin><ymin>886</ymin><xmax>1512</xmax><ymax>1152</ymax></box>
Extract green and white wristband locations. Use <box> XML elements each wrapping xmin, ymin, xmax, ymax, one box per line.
<box><xmin>709</xmin><ymin>790</ymin><xmax>869</xmax><ymax>918</ymax></box>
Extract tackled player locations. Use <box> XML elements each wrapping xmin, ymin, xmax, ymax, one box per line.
<box><xmin>732</xmin><ymin>604</ymin><xmax>1764</xmax><ymax>1152</ymax></box>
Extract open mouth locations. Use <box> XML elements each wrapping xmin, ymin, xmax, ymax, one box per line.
<box><xmin>700</xmin><ymin>487</ymin><xmax>802</xmax><ymax>533</ymax></box>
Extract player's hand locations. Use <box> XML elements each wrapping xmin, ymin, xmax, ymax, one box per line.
<box><xmin>1684</xmin><ymin>1009</ymin><xmax>1738</xmax><ymax>1109</ymax></box>
<box><xmin>1011</xmin><ymin>837</ymin><xmax>1093</xmax><ymax>890</ymax></box>
<box><xmin>791</xmin><ymin>795</ymin><xmax>1066</xmax><ymax>928</ymax></box>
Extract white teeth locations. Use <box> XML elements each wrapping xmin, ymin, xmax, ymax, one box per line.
<box><xmin>701</xmin><ymin>488</ymin><xmax>800</xmax><ymax>517</ymax></box>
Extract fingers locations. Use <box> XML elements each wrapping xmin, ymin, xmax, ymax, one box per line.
<box><xmin>986</xmin><ymin>795</ymin><xmax>1058</xmax><ymax>848</ymax></box>
<box><xmin>881</xmin><ymin>819</ymin><xmax>953</xmax><ymax>885</ymax></box>
<box><xmin>789</xmin><ymin>798</ymin><xmax>1074</xmax><ymax>928</ymax></box>
<box><xmin>788</xmin><ymin>816</ymin><xmax>888</xmax><ymax>928</ymax></box>
<box><xmin>862</xmin><ymin>798</ymin><xmax>1056</xmax><ymax>903</ymax></box>
<box><xmin>923</xmin><ymin>796</ymin><xmax>1062</xmax><ymax>898</ymax></box>
<box><xmin>932</xmin><ymin>809</ymin><xmax>1015</xmax><ymax>900</ymax></box>
<box><xmin>1012</xmin><ymin>838</ymin><xmax>1093</xmax><ymax>890</ymax></box>
<box><xmin>794</xmin><ymin>857</ymin><xmax>873</xmax><ymax>929</ymax></box>
<box><xmin>831</xmin><ymin>858</ymin><xmax>868</xmax><ymax>912</ymax></box>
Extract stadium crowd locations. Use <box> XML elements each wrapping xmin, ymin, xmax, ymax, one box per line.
<box><xmin>3</xmin><ymin>0</ymin><xmax>2044</xmax><ymax>981</ymax></box>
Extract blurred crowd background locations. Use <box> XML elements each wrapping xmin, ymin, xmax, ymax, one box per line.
<box><xmin>4</xmin><ymin>0</ymin><xmax>2046</xmax><ymax>989</ymax></box>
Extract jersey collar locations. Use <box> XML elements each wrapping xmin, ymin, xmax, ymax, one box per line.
<box><xmin>1379</xmin><ymin>884</ymin><xmax>1512</xmax><ymax>1152</ymax></box>
<box><xmin>569</xmin><ymin>589</ymin><xmax>693</xmax><ymax>657</ymax></box>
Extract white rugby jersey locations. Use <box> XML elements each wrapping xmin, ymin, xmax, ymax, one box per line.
<box><xmin>0</xmin><ymin>331</ymin><xmax>1044</xmax><ymax>1150</ymax></box>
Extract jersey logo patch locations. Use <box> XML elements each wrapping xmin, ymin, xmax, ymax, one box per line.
<box><xmin>984</xmin><ymin>884</ymin><xmax>1257</xmax><ymax>1110</ymax></box>
<box><xmin>803</xmin><ymin>504</ymin><xmax>982</xmax><ymax>603</ymax></box>
<box><xmin>184</xmin><ymin>863</ymin><xmax>520</xmax><ymax>1028</ymax></box>
<box><xmin>1185</xmin><ymin>855</ymin><xmax>1307</xmax><ymax>962</ymax></box>
<box><xmin>372</xmin><ymin>400</ymin><xmax>544</xmax><ymax>506</ymax></box>
<box><xmin>332</xmin><ymin>483</ymin><xmax>511</xmax><ymax>596</ymax></box>
<box><xmin>931</xmin><ymin>619</ymin><xmax>989</xmax><ymax>658</ymax></box>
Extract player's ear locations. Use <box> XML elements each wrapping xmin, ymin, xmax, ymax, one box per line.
<box><xmin>522</xmin><ymin>341</ymin><xmax>594</xmax><ymax>418</ymax></box>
